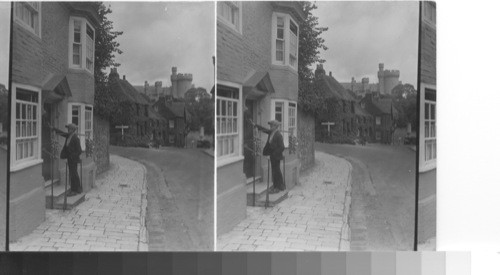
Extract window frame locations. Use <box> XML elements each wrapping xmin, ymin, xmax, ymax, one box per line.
<box><xmin>69</xmin><ymin>16</ymin><xmax>95</xmax><ymax>74</ymax></box>
<box><xmin>217</xmin><ymin>1</ymin><xmax>242</xmax><ymax>34</ymax></box>
<box><xmin>68</xmin><ymin>102</ymin><xmax>93</xmax><ymax>151</ymax></box>
<box><xmin>216</xmin><ymin>82</ymin><xmax>243</xmax><ymax>167</ymax></box>
<box><xmin>271</xmin><ymin>99</ymin><xmax>297</xmax><ymax>148</ymax></box>
<box><xmin>272</xmin><ymin>12</ymin><xmax>299</xmax><ymax>71</ymax></box>
<box><xmin>10</xmin><ymin>83</ymin><xmax>43</xmax><ymax>171</ymax></box>
<box><xmin>419</xmin><ymin>83</ymin><xmax>436</xmax><ymax>172</ymax></box>
<box><xmin>14</xmin><ymin>2</ymin><xmax>41</xmax><ymax>38</ymax></box>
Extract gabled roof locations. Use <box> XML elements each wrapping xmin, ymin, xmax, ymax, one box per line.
<box><xmin>166</xmin><ymin>102</ymin><xmax>186</xmax><ymax>118</ymax></box>
<box><xmin>110</xmin><ymin>79</ymin><xmax>150</xmax><ymax>105</ymax></box>
<box><xmin>361</xmin><ymin>96</ymin><xmax>394</xmax><ymax>116</ymax></box>
<box><xmin>319</xmin><ymin>75</ymin><xmax>357</xmax><ymax>101</ymax></box>
<box><xmin>243</xmin><ymin>71</ymin><xmax>275</xmax><ymax>98</ymax></box>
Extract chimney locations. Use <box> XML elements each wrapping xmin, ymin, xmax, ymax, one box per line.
<box><xmin>314</xmin><ymin>64</ymin><xmax>325</xmax><ymax>79</ymax></box>
<box><xmin>329</xmin><ymin>71</ymin><xmax>332</xmax><ymax>77</ymax></box>
<box><xmin>144</xmin><ymin>81</ymin><xmax>149</xmax><ymax>94</ymax></box>
<box><xmin>123</xmin><ymin>75</ymin><xmax>126</xmax><ymax>81</ymax></box>
<box><xmin>109</xmin><ymin>68</ymin><xmax>119</xmax><ymax>82</ymax></box>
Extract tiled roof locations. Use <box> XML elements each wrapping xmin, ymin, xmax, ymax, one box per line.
<box><xmin>110</xmin><ymin>79</ymin><xmax>149</xmax><ymax>105</ymax></box>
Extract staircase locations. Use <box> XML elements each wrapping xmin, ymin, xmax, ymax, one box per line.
<box><xmin>246</xmin><ymin>177</ymin><xmax>288</xmax><ymax>207</ymax></box>
<box><xmin>44</xmin><ymin>178</ymin><xmax>85</xmax><ymax>210</ymax></box>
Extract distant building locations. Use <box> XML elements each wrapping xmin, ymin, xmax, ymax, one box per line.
<box><xmin>340</xmin><ymin>63</ymin><xmax>402</xmax><ymax>97</ymax></box>
<box><xmin>360</xmin><ymin>93</ymin><xmax>398</xmax><ymax>144</ymax></box>
<box><xmin>108</xmin><ymin>68</ymin><xmax>166</xmax><ymax>146</ymax></box>
<box><xmin>134</xmin><ymin>67</ymin><xmax>194</xmax><ymax>102</ymax></box>
<box><xmin>341</xmin><ymin>77</ymin><xmax>378</xmax><ymax>98</ymax></box>
<box><xmin>153</xmin><ymin>97</ymin><xmax>189</xmax><ymax>148</ymax></box>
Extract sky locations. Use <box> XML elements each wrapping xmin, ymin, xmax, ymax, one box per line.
<box><xmin>313</xmin><ymin>1</ymin><xmax>418</xmax><ymax>87</ymax></box>
<box><xmin>105</xmin><ymin>2</ymin><xmax>215</xmax><ymax>90</ymax></box>
<box><xmin>0</xmin><ymin>3</ymin><xmax>10</xmax><ymax>86</ymax></box>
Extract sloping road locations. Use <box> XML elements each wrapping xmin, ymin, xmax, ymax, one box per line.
<box><xmin>317</xmin><ymin>143</ymin><xmax>416</xmax><ymax>250</ymax></box>
<box><xmin>111</xmin><ymin>146</ymin><xmax>213</xmax><ymax>251</ymax></box>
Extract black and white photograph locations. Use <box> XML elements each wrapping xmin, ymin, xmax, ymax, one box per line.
<box><xmin>0</xmin><ymin>1</ymin><xmax>10</xmax><ymax>252</ymax></box>
<box><xmin>216</xmin><ymin>1</ymin><xmax>434</xmax><ymax>251</ymax></box>
<box><xmin>7</xmin><ymin>1</ymin><xmax>215</xmax><ymax>251</ymax></box>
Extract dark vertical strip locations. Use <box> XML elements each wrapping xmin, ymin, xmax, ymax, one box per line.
<box><xmin>221</xmin><ymin>252</ymin><xmax>247</xmax><ymax>275</ymax></box>
<box><xmin>5</xmin><ymin>1</ymin><xmax>13</xmax><ymax>252</ymax></box>
<box><xmin>198</xmin><ymin>252</ymin><xmax>222</xmax><ymax>275</ymax></box>
<box><xmin>172</xmin><ymin>252</ymin><xmax>197</xmax><ymax>275</ymax></box>
<box><xmin>247</xmin><ymin>252</ymin><xmax>271</xmax><ymax>275</ymax></box>
<box><xmin>0</xmin><ymin>253</ymin><xmax>24</xmax><ymax>274</ymax></box>
<box><xmin>97</xmin><ymin>253</ymin><xmax>123</xmax><ymax>275</ymax></box>
<box><xmin>271</xmin><ymin>252</ymin><xmax>297</xmax><ymax>275</ymax></box>
<box><xmin>73</xmin><ymin>252</ymin><xmax>98</xmax><ymax>275</ymax></box>
<box><xmin>23</xmin><ymin>253</ymin><xmax>50</xmax><ymax>275</ymax></box>
<box><xmin>48</xmin><ymin>252</ymin><xmax>74</xmax><ymax>275</ymax></box>
<box><xmin>346</xmin><ymin>252</ymin><xmax>371</xmax><ymax>275</ymax></box>
<box><xmin>123</xmin><ymin>252</ymin><xmax>147</xmax><ymax>275</ymax></box>
<box><xmin>148</xmin><ymin>252</ymin><xmax>173</xmax><ymax>275</ymax></box>
<box><xmin>414</xmin><ymin>1</ymin><xmax>423</xmax><ymax>252</ymax></box>
<box><xmin>297</xmin><ymin>252</ymin><xmax>321</xmax><ymax>275</ymax></box>
<box><xmin>321</xmin><ymin>252</ymin><xmax>346</xmax><ymax>275</ymax></box>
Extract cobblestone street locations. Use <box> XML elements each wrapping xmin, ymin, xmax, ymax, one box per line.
<box><xmin>10</xmin><ymin>155</ymin><xmax>148</xmax><ymax>251</ymax></box>
<box><xmin>217</xmin><ymin>152</ymin><xmax>352</xmax><ymax>251</ymax></box>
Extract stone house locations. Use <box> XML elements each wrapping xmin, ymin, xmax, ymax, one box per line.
<box><xmin>360</xmin><ymin>93</ymin><xmax>398</xmax><ymax>144</ymax></box>
<box><xmin>108</xmin><ymin>68</ymin><xmax>166</xmax><ymax>146</ymax></box>
<box><xmin>314</xmin><ymin>64</ymin><xmax>364</xmax><ymax>142</ymax></box>
<box><xmin>9</xmin><ymin>2</ymin><xmax>99</xmax><ymax>240</ymax></box>
<box><xmin>216</xmin><ymin>1</ymin><xmax>306</xmax><ymax>235</ymax></box>
<box><xmin>153</xmin><ymin>96</ymin><xmax>189</xmax><ymax>148</ymax></box>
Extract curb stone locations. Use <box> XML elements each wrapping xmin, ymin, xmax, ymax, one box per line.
<box><xmin>139</xmin><ymin>163</ymin><xmax>149</xmax><ymax>251</ymax></box>
<box><xmin>339</xmin><ymin>158</ymin><xmax>352</xmax><ymax>251</ymax></box>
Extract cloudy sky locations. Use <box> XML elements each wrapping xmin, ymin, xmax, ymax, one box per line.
<box><xmin>313</xmin><ymin>1</ymin><xmax>418</xmax><ymax>86</ymax></box>
<box><xmin>0</xmin><ymin>3</ymin><xmax>10</xmax><ymax>85</ymax></box>
<box><xmin>105</xmin><ymin>2</ymin><xmax>215</xmax><ymax>90</ymax></box>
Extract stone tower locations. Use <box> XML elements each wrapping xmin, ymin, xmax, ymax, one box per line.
<box><xmin>377</xmin><ymin>63</ymin><xmax>400</xmax><ymax>95</ymax></box>
<box><xmin>170</xmin><ymin>67</ymin><xmax>193</xmax><ymax>98</ymax></box>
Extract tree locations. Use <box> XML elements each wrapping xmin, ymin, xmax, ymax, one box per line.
<box><xmin>297</xmin><ymin>2</ymin><xmax>329</xmax><ymax>114</ymax></box>
<box><xmin>91</xmin><ymin>2</ymin><xmax>124</xmax><ymax>121</ymax></box>
<box><xmin>185</xmin><ymin>87</ymin><xmax>214</xmax><ymax>135</ymax></box>
<box><xmin>391</xmin><ymin>84</ymin><xmax>417</xmax><ymax>128</ymax></box>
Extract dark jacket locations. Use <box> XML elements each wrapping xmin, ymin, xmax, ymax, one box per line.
<box><xmin>54</xmin><ymin>128</ymin><xmax>82</xmax><ymax>162</ymax></box>
<box><xmin>255</xmin><ymin>124</ymin><xmax>285</xmax><ymax>160</ymax></box>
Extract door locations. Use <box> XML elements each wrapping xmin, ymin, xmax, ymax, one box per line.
<box><xmin>41</xmin><ymin>103</ymin><xmax>55</xmax><ymax>181</ymax></box>
<box><xmin>243</xmin><ymin>100</ymin><xmax>255</xmax><ymax>178</ymax></box>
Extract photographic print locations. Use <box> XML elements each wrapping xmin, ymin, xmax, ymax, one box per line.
<box><xmin>8</xmin><ymin>1</ymin><xmax>214</xmax><ymax>251</ymax></box>
<box><xmin>0</xmin><ymin>2</ymin><xmax>10</xmax><ymax>251</ymax></box>
<box><xmin>216</xmin><ymin>1</ymin><xmax>429</xmax><ymax>251</ymax></box>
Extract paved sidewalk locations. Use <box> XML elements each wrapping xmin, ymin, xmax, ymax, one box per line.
<box><xmin>217</xmin><ymin>152</ymin><xmax>352</xmax><ymax>251</ymax></box>
<box><xmin>10</xmin><ymin>155</ymin><xmax>148</xmax><ymax>251</ymax></box>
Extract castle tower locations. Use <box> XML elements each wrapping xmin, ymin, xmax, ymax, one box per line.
<box><xmin>144</xmin><ymin>81</ymin><xmax>149</xmax><ymax>95</ymax></box>
<box><xmin>377</xmin><ymin>63</ymin><xmax>400</xmax><ymax>95</ymax></box>
<box><xmin>170</xmin><ymin>66</ymin><xmax>193</xmax><ymax>98</ymax></box>
<box><xmin>153</xmin><ymin>81</ymin><xmax>162</xmax><ymax>101</ymax></box>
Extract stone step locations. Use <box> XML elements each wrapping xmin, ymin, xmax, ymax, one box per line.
<box><xmin>44</xmin><ymin>178</ymin><xmax>60</xmax><ymax>188</ymax></box>
<box><xmin>255</xmin><ymin>189</ymin><xmax>289</xmax><ymax>207</ymax></box>
<box><xmin>52</xmin><ymin>193</ymin><xmax>86</xmax><ymax>210</ymax></box>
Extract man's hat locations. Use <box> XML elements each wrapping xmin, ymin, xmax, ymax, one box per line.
<box><xmin>65</xmin><ymin>123</ymin><xmax>78</xmax><ymax>130</ymax></box>
<box><xmin>268</xmin><ymin>120</ymin><xmax>281</xmax><ymax>126</ymax></box>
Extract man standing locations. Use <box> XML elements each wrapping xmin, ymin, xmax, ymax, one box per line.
<box><xmin>51</xmin><ymin>123</ymin><xmax>82</xmax><ymax>196</ymax></box>
<box><xmin>252</xmin><ymin>120</ymin><xmax>285</xmax><ymax>193</ymax></box>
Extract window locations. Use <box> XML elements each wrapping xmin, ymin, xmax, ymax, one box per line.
<box><xmin>376</xmin><ymin>131</ymin><xmax>381</xmax><ymax>140</ymax></box>
<box><xmin>14</xmin><ymin>2</ymin><xmax>40</xmax><ymax>37</ymax></box>
<box><xmin>424</xmin><ymin>89</ymin><xmax>436</xmax><ymax>162</ymax></box>
<box><xmin>169</xmin><ymin>119</ymin><xmax>175</xmax><ymax>129</ymax></box>
<box><xmin>271</xmin><ymin>100</ymin><xmax>297</xmax><ymax>147</ymax></box>
<box><xmin>217</xmin><ymin>84</ymin><xmax>240</xmax><ymax>159</ymax></box>
<box><xmin>68</xmin><ymin>103</ymin><xmax>93</xmax><ymax>150</ymax></box>
<box><xmin>272</xmin><ymin>13</ymin><xmax>299</xmax><ymax>70</ymax></box>
<box><xmin>375</xmin><ymin>116</ymin><xmax>381</xmax><ymax>125</ymax></box>
<box><xmin>69</xmin><ymin>17</ymin><xmax>95</xmax><ymax>73</ymax></box>
<box><xmin>12</xmin><ymin>85</ymin><xmax>41</xmax><ymax>169</ymax></box>
<box><xmin>217</xmin><ymin>2</ymin><xmax>241</xmax><ymax>33</ymax></box>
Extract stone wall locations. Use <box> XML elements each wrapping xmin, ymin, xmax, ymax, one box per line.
<box><xmin>297</xmin><ymin>109</ymin><xmax>315</xmax><ymax>172</ymax></box>
<box><xmin>93</xmin><ymin>115</ymin><xmax>110</xmax><ymax>175</ymax></box>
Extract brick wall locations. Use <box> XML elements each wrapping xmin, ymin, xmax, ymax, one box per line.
<box><xmin>217</xmin><ymin>2</ymin><xmax>273</xmax><ymax>84</ymax></box>
<box><xmin>420</xmin><ymin>23</ymin><xmax>436</xmax><ymax>85</ymax></box>
<box><xmin>297</xmin><ymin>109</ymin><xmax>315</xmax><ymax>171</ymax></box>
<box><xmin>93</xmin><ymin>115</ymin><xmax>110</xmax><ymax>175</ymax></box>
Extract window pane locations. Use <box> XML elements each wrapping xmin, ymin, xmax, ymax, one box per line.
<box><xmin>16</xmin><ymin>103</ymin><xmax>20</xmax><ymax>119</ymax></box>
<box><xmin>425</xmin><ymin>103</ymin><xmax>429</xmax><ymax>119</ymax></box>
<box><xmin>425</xmin><ymin>121</ymin><xmax>429</xmax><ymax>137</ymax></box>
<box><xmin>228</xmin><ymin>101</ymin><xmax>232</xmax><ymax>117</ymax></box>
<box><xmin>227</xmin><ymin>118</ymin><xmax>232</xmax><ymax>134</ymax></box>
<box><xmin>233</xmin><ymin>118</ymin><xmax>237</xmax><ymax>132</ymax></box>
<box><xmin>16</xmin><ymin>122</ymin><xmax>20</xmax><ymax>137</ymax></box>
<box><xmin>221</xmin><ymin>101</ymin><xmax>226</xmax><ymax>116</ymax></box>
<box><xmin>22</xmin><ymin>122</ymin><xmax>26</xmax><ymax>137</ymax></box>
<box><xmin>33</xmin><ymin>122</ymin><xmax>37</xmax><ymax>136</ymax></box>
<box><xmin>430</xmin><ymin>104</ymin><xmax>435</xmax><ymax>120</ymax></box>
<box><xmin>233</xmin><ymin>102</ymin><xmax>237</xmax><ymax>116</ymax></box>
<box><xmin>33</xmin><ymin>105</ymin><xmax>37</xmax><ymax>119</ymax></box>
<box><xmin>431</xmin><ymin>122</ymin><xmax>435</xmax><ymax>137</ymax></box>
<box><xmin>221</xmin><ymin>118</ymin><xmax>226</xmax><ymax>134</ymax></box>
<box><xmin>27</xmin><ymin>121</ymin><xmax>31</xmax><ymax>136</ymax></box>
<box><xmin>22</xmin><ymin>104</ymin><xmax>26</xmax><ymax>119</ymax></box>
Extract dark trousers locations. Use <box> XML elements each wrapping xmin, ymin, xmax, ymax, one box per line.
<box><xmin>68</xmin><ymin>161</ymin><xmax>82</xmax><ymax>193</ymax></box>
<box><xmin>270</xmin><ymin>157</ymin><xmax>285</xmax><ymax>190</ymax></box>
